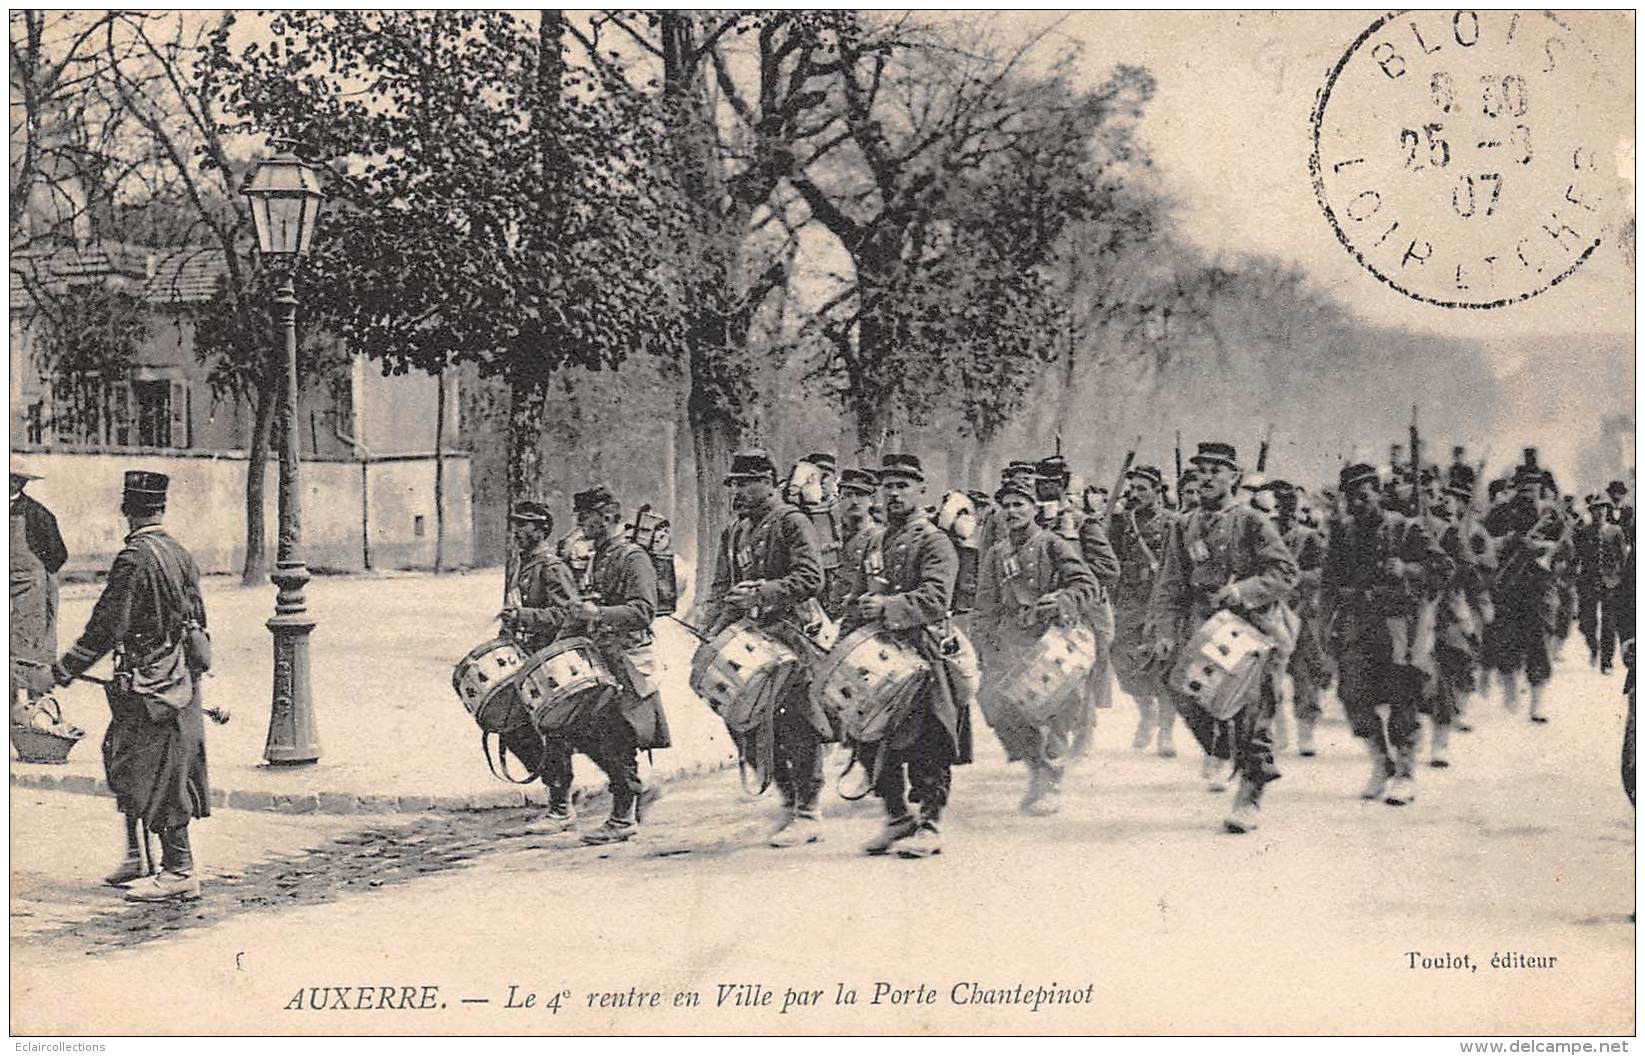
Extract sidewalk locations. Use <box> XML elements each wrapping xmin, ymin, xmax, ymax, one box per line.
<box><xmin>11</xmin><ymin>568</ymin><xmax>739</xmax><ymax>814</ymax></box>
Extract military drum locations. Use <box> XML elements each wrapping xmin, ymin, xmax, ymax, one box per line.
<box><xmin>1168</xmin><ymin>609</ymin><xmax>1276</xmax><ymax>720</ymax></box>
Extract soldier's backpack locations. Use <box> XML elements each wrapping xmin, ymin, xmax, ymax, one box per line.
<box><xmin>630</xmin><ymin>505</ymin><xmax>678</xmax><ymax>615</ymax></box>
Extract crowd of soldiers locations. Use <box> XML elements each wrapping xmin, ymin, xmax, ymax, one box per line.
<box><xmin>15</xmin><ymin>433</ymin><xmax>1636</xmax><ymax>899</ymax></box>
<box><xmin>655</xmin><ymin>440</ymin><xmax>1637</xmax><ymax>851</ymax></box>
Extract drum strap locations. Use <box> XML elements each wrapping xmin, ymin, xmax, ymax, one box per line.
<box><xmin>482</xmin><ymin>729</ymin><xmax>542</xmax><ymax>785</ymax></box>
<box><xmin>835</xmin><ymin>744</ymin><xmax>873</xmax><ymax>801</ymax></box>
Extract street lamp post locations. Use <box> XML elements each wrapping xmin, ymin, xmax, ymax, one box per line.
<box><xmin>242</xmin><ymin>139</ymin><xmax>325</xmax><ymax>766</ymax></box>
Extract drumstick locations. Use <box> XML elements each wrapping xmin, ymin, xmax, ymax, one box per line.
<box><xmin>665</xmin><ymin>614</ymin><xmax>709</xmax><ymax>642</ymax></box>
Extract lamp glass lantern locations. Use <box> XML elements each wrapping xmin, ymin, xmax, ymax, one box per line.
<box><xmin>241</xmin><ymin>143</ymin><xmax>324</xmax><ymax>259</ymax></box>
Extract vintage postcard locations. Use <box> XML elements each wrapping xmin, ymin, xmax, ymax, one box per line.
<box><xmin>8</xmin><ymin>9</ymin><xmax>1636</xmax><ymax>1041</ymax></box>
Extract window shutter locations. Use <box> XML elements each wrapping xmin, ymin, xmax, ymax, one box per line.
<box><xmin>170</xmin><ymin>380</ymin><xmax>187</xmax><ymax>448</ymax></box>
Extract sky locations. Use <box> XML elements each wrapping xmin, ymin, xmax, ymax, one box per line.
<box><xmin>987</xmin><ymin>9</ymin><xmax>1635</xmax><ymax>350</ymax></box>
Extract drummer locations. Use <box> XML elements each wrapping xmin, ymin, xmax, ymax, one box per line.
<box><xmin>498</xmin><ymin>500</ymin><xmax>583</xmax><ymax>832</ymax></box>
<box><xmin>561</xmin><ymin>484</ymin><xmax>672</xmax><ymax>846</ymax></box>
<box><xmin>843</xmin><ymin>453</ymin><xmax>963</xmax><ymax>859</ymax></box>
<box><xmin>702</xmin><ymin>448</ymin><xmax>831</xmax><ymax>848</ymax></box>
<box><xmin>1146</xmin><ymin>441</ymin><xmax>1297</xmax><ymax>834</ymax></box>
<box><xmin>973</xmin><ymin>476</ymin><xmax>1102</xmax><ymax>817</ymax></box>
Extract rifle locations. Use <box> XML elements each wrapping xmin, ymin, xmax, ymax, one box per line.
<box><xmin>13</xmin><ymin>658</ymin><xmax>229</xmax><ymax>725</ymax></box>
<box><xmin>1256</xmin><ymin>423</ymin><xmax>1274</xmax><ymax>474</ymax></box>
<box><xmin>1173</xmin><ymin>430</ymin><xmax>1183</xmax><ymax>492</ymax></box>
<box><xmin>1409</xmin><ymin>404</ymin><xmax>1422</xmax><ymax>516</ymax></box>
<box><xmin>1104</xmin><ymin>436</ymin><xmax>1140</xmax><ymax>521</ymax></box>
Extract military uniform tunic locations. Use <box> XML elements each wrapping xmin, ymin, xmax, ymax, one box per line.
<box><xmin>60</xmin><ymin>526</ymin><xmax>211</xmax><ymax>832</ymax></box>
<box><xmin>974</xmin><ymin>523</ymin><xmax>1101</xmax><ymax>763</ymax></box>
<box><xmin>1148</xmin><ymin>498</ymin><xmax>1298</xmax><ymax>785</ymax></box>
<box><xmin>1109</xmin><ymin>503</ymin><xmax>1169</xmax><ymax>699</ymax></box>
<box><xmin>499</xmin><ymin>540</ymin><xmax>581</xmax><ymax>784</ymax></box>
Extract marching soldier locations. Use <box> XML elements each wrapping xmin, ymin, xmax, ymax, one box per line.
<box><xmin>55</xmin><ymin>471</ymin><xmax>212</xmax><ymax>901</ymax></box>
<box><xmin>828</xmin><ymin>468</ymin><xmax>884</xmax><ymax>620</ymax></box>
<box><xmin>1148</xmin><ymin>442</ymin><xmax>1298</xmax><ymax>833</ymax></box>
<box><xmin>843</xmin><ymin>454</ymin><xmax>964</xmax><ymax>859</ymax></box>
<box><xmin>1269</xmin><ymin>479</ymin><xmax>1329</xmax><ymax>757</ymax></box>
<box><xmin>1109</xmin><ymin>465</ymin><xmax>1176</xmax><ymax>757</ymax></box>
<box><xmin>559</xmin><ymin>484</ymin><xmax>672</xmax><ymax>845</ymax></box>
<box><xmin>702</xmin><ymin>449</ymin><xmax>830</xmax><ymax>847</ymax></box>
<box><xmin>1483</xmin><ymin>455</ymin><xmax>1562</xmax><ymax>723</ymax></box>
<box><xmin>1320</xmin><ymin>462</ymin><xmax>1451</xmax><ymax>806</ymax></box>
<box><xmin>1576</xmin><ymin>494</ymin><xmax>1626</xmax><ymax>674</ymax></box>
<box><xmin>1422</xmin><ymin>464</ymin><xmax>1494</xmax><ymax>766</ymax></box>
<box><xmin>499</xmin><ymin>500</ymin><xmax>582</xmax><ymax>831</ymax></box>
<box><xmin>978</xmin><ymin>460</ymin><xmax>1039</xmax><ymax>556</ymax></box>
<box><xmin>1036</xmin><ymin>455</ymin><xmax>1119</xmax><ymax>756</ymax></box>
<box><xmin>974</xmin><ymin>475</ymin><xmax>1102</xmax><ymax>815</ymax></box>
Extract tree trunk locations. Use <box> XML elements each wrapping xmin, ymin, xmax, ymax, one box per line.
<box><xmin>687</xmin><ymin>378</ymin><xmax>739</xmax><ymax>608</ymax></box>
<box><xmin>240</xmin><ymin>366</ymin><xmax>277</xmax><ymax>587</ymax></box>
<box><xmin>433</xmin><ymin>367</ymin><xmax>446</xmax><ymax>573</ymax></box>
<box><xmin>507</xmin><ymin>364</ymin><xmax>551</xmax><ymax>509</ymax></box>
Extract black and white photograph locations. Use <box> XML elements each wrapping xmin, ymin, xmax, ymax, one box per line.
<box><xmin>7</xmin><ymin>8</ymin><xmax>1637</xmax><ymax>1040</ymax></box>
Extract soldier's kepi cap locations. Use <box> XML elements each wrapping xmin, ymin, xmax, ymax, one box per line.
<box><xmin>509</xmin><ymin>500</ymin><xmax>553</xmax><ymax>526</ymax></box>
<box><xmin>1588</xmin><ymin>493</ymin><xmax>1614</xmax><ymax>509</ymax></box>
<box><xmin>879</xmin><ymin>453</ymin><xmax>924</xmax><ymax>483</ymax></box>
<box><xmin>838</xmin><ymin>468</ymin><xmax>878</xmax><ymax>495</ymax></box>
<box><xmin>1036</xmin><ymin>455</ymin><xmax>1070</xmax><ymax>484</ymax></box>
<box><xmin>1339</xmin><ymin>462</ymin><xmax>1380</xmax><ymax>492</ymax></box>
<box><xmin>572</xmin><ymin>483</ymin><xmax>619</xmax><ymax>513</ymax></box>
<box><xmin>801</xmin><ymin>452</ymin><xmax>837</xmax><ymax>474</ymax></box>
<box><xmin>1126</xmin><ymin>464</ymin><xmax>1164</xmax><ymax>489</ymax></box>
<box><xmin>1608</xmin><ymin>480</ymin><xmax>1629</xmax><ymax>500</ymax></box>
<box><xmin>995</xmin><ymin>480</ymin><xmax>1035</xmax><ymax>505</ymax></box>
<box><xmin>1003</xmin><ymin>459</ymin><xmax>1037</xmax><ymax>480</ymax></box>
<box><xmin>1189</xmin><ymin>441</ymin><xmax>1239</xmax><ymax>470</ymax></box>
<box><xmin>724</xmin><ymin>448</ymin><xmax>778</xmax><ymax>484</ymax></box>
<box><xmin>123</xmin><ymin>469</ymin><xmax>170</xmax><ymax>510</ymax></box>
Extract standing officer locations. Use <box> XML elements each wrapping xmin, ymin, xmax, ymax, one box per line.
<box><xmin>499</xmin><ymin>500</ymin><xmax>582</xmax><ymax>830</ymax></box>
<box><xmin>55</xmin><ymin>471</ymin><xmax>212</xmax><ymax>901</ymax></box>
<box><xmin>1148</xmin><ymin>442</ymin><xmax>1298</xmax><ymax>833</ymax></box>
<box><xmin>1109</xmin><ymin>465</ymin><xmax>1175</xmax><ymax>757</ymax></box>
<box><xmin>703</xmin><ymin>449</ymin><xmax>830</xmax><ymax>847</ymax></box>
<box><xmin>561</xmin><ymin>484</ymin><xmax>671</xmax><ymax>845</ymax></box>
<box><xmin>1321</xmin><ymin>462</ymin><xmax>1451</xmax><ymax>806</ymax></box>
<box><xmin>10</xmin><ymin>466</ymin><xmax>67</xmax><ymax>712</ymax></box>
<box><xmin>844</xmin><ymin>454</ymin><xmax>962</xmax><ymax>859</ymax></box>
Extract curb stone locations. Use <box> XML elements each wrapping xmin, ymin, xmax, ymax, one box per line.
<box><xmin>10</xmin><ymin>760</ymin><xmax>737</xmax><ymax>817</ymax></box>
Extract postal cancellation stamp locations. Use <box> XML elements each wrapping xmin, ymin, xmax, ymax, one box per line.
<box><xmin>1310</xmin><ymin>10</ymin><xmax>1611</xmax><ymax>309</ymax></box>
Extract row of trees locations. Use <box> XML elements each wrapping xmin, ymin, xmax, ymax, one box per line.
<box><xmin>11</xmin><ymin>11</ymin><xmax>1525</xmax><ymax>596</ymax></box>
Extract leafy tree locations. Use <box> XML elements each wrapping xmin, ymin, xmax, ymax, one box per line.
<box><xmin>216</xmin><ymin>10</ymin><xmax>683</xmax><ymax>525</ymax></box>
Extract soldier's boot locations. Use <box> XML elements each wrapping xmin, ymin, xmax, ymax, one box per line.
<box><xmin>1222</xmin><ymin>779</ymin><xmax>1262</xmax><ymax>834</ymax></box>
<box><xmin>1021</xmin><ymin>763</ymin><xmax>1064</xmax><ymax>817</ymax></box>
<box><xmin>1360</xmin><ymin>740</ymin><xmax>1393</xmax><ymax>801</ymax></box>
<box><xmin>771</xmin><ymin>784</ymin><xmax>822</xmax><ymax>848</ymax></box>
<box><xmin>1429</xmin><ymin>722</ymin><xmax>1451</xmax><ymax>768</ymax></box>
<box><xmin>1528</xmin><ymin>683</ymin><xmax>1549</xmax><ymax>724</ymax></box>
<box><xmin>1384</xmin><ymin>745</ymin><xmax>1418</xmax><ymax>806</ymax></box>
<box><xmin>1297</xmin><ymin>717</ymin><xmax>1318</xmax><ymax>758</ymax></box>
<box><xmin>522</xmin><ymin>787</ymin><xmax>578</xmax><ymax>835</ymax></box>
<box><xmin>1156</xmin><ymin>706</ymin><xmax>1178</xmax><ymax>759</ymax></box>
<box><xmin>1271</xmin><ymin>691</ymin><xmax>1291</xmax><ymax>752</ymax></box>
<box><xmin>104</xmin><ymin>815</ymin><xmax>156</xmax><ymax>888</ymax></box>
<box><xmin>898</xmin><ymin>806</ymin><xmax>944</xmax><ymax>859</ymax></box>
<box><xmin>863</xmin><ymin>811</ymin><xmax>919</xmax><ymax>856</ymax></box>
<box><xmin>1201</xmin><ymin>754</ymin><xmax>1228</xmax><ymax>794</ymax></box>
<box><xmin>581</xmin><ymin>801</ymin><xmax>638</xmax><ymax>846</ymax></box>
<box><xmin>126</xmin><ymin>825</ymin><xmax>201</xmax><ymax>902</ymax></box>
<box><xmin>1131</xmin><ymin>697</ymin><xmax>1156</xmax><ymax>750</ymax></box>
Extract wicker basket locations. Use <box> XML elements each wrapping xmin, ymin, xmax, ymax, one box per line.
<box><xmin>10</xmin><ymin>720</ymin><xmax>85</xmax><ymax>759</ymax></box>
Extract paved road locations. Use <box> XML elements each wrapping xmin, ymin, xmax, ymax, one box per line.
<box><xmin>11</xmin><ymin>642</ymin><xmax>1634</xmax><ymax>1036</ymax></box>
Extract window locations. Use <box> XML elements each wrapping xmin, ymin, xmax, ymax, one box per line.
<box><xmin>25</xmin><ymin>402</ymin><xmax>43</xmax><ymax>445</ymax></box>
<box><xmin>134</xmin><ymin>380</ymin><xmax>170</xmax><ymax>448</ymax></box>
